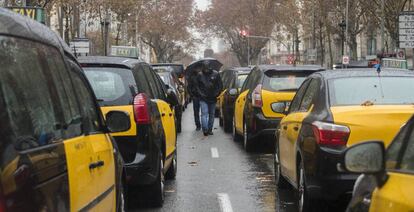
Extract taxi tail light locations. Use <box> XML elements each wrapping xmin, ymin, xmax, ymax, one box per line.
<box><xmin>312</xmin><ymin>121</ymin><xmax>350</xmax><ymax>146</ymax></box>
<box><xmin>252</xmin><ymin>84</ymin><xmax>263</xmax><ymax>108</ymax></box>
<box><xmin>134</xmin><ymin>93</ymin><xmax>151</xmax><ymax>124</ymax></box>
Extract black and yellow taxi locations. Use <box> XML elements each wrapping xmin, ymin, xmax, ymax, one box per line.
<box><xmin>218</xmin><ymin>67</ymin><xmax>251</xmax><ymax>132</ymax></box>
<box><xmin>79</xmin><ymin>56</ymin><xmax>179</xmax><ymax>206</ymax></box>
<box><xmin>343</xmin><ymin>115</ymin><xmax>414</xmax><ymax>212</ymax></box>
<box><xmin>274</xmin><ymin>69</ymin><xmax>414</xmax><ymax>211</ymax></box>
<box><xmin>233</xmin><ymin>65</ymin><xmax>324</xmax><ymax>151</ymax></box>
<box><xmin>0</xmin><ymin>9</ymin><xmax>128</xmax><ymax>211</ymax></box>
<box><xmin>153</xmin><ymin>66</ymin><xmax>184</xmax><ymax>133</ymax></box>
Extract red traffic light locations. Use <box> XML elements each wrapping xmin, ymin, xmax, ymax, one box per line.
<box><xmin>240</xmin><ymin>30</ymin><xmax>249</xmax><ymax>37</ymax></box>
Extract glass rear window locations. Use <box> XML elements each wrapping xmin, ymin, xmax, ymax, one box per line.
<box><xmin>237</xmin><ymin>74</ymin><xmax>248</xmax><ymax>89</ymax></box>
<box><xmin>84</xmin><ymin>67</ymin><xmax>137</xmax><ymax>106</ymax></box>
<box><xmin>329</xmin><ymin>76</ymin><xmax>414</xmax><ymax>106</ymax></box>
<box><xmin>262</xmin><ymin>72</ymin><xmax>308</xmax><ymax>92</ymax></box>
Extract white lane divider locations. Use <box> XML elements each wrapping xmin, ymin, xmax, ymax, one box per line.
<box><xmin>217</xmin><ymin>193</ymin><xmax>233</xmax><ymax>212</ymax></box>
<box><xmin>211</xmin><ymin>147</ymin><xmax>219</xmax><ymax>158</ymax></box>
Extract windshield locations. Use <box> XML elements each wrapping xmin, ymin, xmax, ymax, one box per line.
<box><xmin>263</xmin><ymin>72</ymin><xmax>308</xmax><ymax>92</ymax></box>
<box><xmin>84</xmin><ymin>67</ymin><xmax>138</xmax><ymax>106</ymax></box>
<box><xmin>237</xmin><ymin>74</ymin><xmax>248</xmax><ymax>89</ymax></box>
<box><xmin>329</xmin><ymin>77</ymin><xmax>414</xmax><ymax>106</ymax></box>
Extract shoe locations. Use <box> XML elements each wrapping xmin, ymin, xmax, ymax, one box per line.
<box><xmin>208</xmin><ymin>131</ymin><xmax>213</xmax><ymax>135</ymax></box>
<box><xmin>203</xmin><ymin>132</ymin><xmax>209</xmax><ymax>136</ymax></box>
<box><xmin>196</xmin><ymin>126</ymin><xmax>201</xmax><ymax>131</ymax></box>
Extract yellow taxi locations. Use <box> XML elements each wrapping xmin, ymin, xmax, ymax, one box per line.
<box><xmin>343</xmin><ymin>113</ymin><xmax>414</xmax><ymax>212</ymax></box>
<box><xmin>0</xmin><ymin>9</ymin><xmax>128</xmax><ymax>211</ymax></box>
<box><xmin>274</xmin><ymin>69</ymin><xmax>414</xmax><ymax>211</ymax></box>
<box><xmin>80</xmin><ymin>56</ymin><xmax>179</xmax><ymax>206</ymax></box>
<box><xmin>232</xmin><ymin>65</ymin><xmax>323</xmax><ymax>151</ymax></box>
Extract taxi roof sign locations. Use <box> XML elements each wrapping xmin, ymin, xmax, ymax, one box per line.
<box><xmin>7</xmin><ymin>7</ymin><xmax>46</xmax><ymax>24</ymax></box>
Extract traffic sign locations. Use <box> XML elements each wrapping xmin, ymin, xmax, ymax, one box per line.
<box><xmin>342</xmin><ymin>55</ymin><xmax>350</xmax><ymax>65</ymax></box>
<box><xmin>399</xmin><ymin>12</ymin><xmax>414</xmax><ymax>48</ymax></box>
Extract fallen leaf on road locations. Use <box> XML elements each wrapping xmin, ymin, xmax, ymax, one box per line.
<box><xmin>188</xmin><ymin>161</ymin><xmax>198</xmax><ymax>166</ymax></box>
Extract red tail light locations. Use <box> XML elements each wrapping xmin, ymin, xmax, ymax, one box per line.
<box><xmin>252</xmin><ymin>84</ymin><xmax>263</xmax><ymax>107</ymax></box>
<box><xmin>134</xmin><ymin>93</ymin><xmax>151</xmax><ymax>124</ymax></box>
<box><xmin>312</xmin><ymin>121</ymin><xmax>350</xmax><ymax>146</ymax></box>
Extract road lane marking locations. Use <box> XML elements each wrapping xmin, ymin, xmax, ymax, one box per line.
<box><xmin>217</xmin><ymin>193</ymin><xmax>233</xmax><ymax>212</ymax></box>
<box><xmin>211</xmin><ymin>147</ymin><xmax>219</xmax><ymax>158</ymax></box>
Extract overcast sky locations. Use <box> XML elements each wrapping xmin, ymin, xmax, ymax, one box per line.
<box><xmin>193</xmin><ymin>0</ymin><xmax>220</xmax><ymax>59</ymax></box>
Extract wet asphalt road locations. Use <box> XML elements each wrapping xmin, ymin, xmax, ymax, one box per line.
<box><xmin>131</xmin><ymin>103</ymin><xmax>298</xmax><ymax>212</ymax></box>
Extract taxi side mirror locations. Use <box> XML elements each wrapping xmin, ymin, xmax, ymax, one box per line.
<box><xmin>167</xmin><ymin>89</ymin><xmax>179</xmax><ymax>107</ymax></box>
<box><xmin>229</xmin><ymin>88</ymin><xmax>238</xmax><ymax>96</ymax></box>
<box><xmin>343</xmin><ymin>141</ymin><xmax>385</xmax><ymax>174</ymax></box>
<box><xmin>106</xmin><ymin>111</ymin><xmax>131</xmax><ymax>133</ymax></box>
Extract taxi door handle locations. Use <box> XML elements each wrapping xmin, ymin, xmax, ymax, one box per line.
<box><xmin>89</xmin><ymin>160</ymin><xmax>104</xmax><ymax>170</ymax></box>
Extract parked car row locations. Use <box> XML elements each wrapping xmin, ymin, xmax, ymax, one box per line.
<box><xmin>0</xmin><ymin>9</ymin><xmax>180</xmax><ymax>211</ymax></box>
<box><xmin>220</xmin><ymin>63</ymin><xmax>414</xmax><ymax>211</ymax></box>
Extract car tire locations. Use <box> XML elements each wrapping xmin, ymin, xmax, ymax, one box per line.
<box><xmin>223</xmin><ymin>115</ymin><xmax>232</xmax><ymax>133</ymax></box>
<box><xmin>232</xmin><ymin>117</ymin><xmax>242</xmax><ymax>142</ymax></box>
<box><xmin>297</xmin><ymin>159</ymin><xmax>315</xmax><ymax>212</ymax></box>
<box><xmin>274</xmin><ymin>141</ymin><xmax>290</xmax><ymax>189</ymax></box>
<box><xmin>165</xmin><ymin>151</ymin><xmax>177</xmax><ymax>180</ymax></box>
<box><xmin>117</xmin><ymin>181</ymin><xmax>126</xmax><ymax>212</ymax></box>
<box><xmin>147</xmin><ymin>153</ymin><xmax>165</xmax><ymax>207</ymax></box>
<box><xmin>176</xmin><ymin>119</ymin><xmax>182</xmax><ymax>133</ymax></box>
<box><xmin>243</xmin><ymin>121</ymin><xmax>253</xmax><ymax>152</ymax></box>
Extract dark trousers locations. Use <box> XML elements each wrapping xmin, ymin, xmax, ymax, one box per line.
<box><xmin>193</xmin><ymin>97</ymin><xmax>201</xmax><ymax>128</ymax></box>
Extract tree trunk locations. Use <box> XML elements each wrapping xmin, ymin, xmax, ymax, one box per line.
<box><xmin>349</xmin><ymin>34</ymin><xmax>358</xmax><ymax>60</ymax></box>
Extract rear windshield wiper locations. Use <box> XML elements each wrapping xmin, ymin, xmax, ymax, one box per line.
<box><xmin>277</xmin><ymin>88</ymin><xmax>298</xmax><ymax>92</ymax></box>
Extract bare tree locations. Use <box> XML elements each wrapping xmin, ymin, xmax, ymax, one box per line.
<box><xmin>198</xmin><ymin>0</ymin><xmax>278</xmax><ymax>66</ymax></box>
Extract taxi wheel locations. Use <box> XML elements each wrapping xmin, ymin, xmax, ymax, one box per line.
<box><xmin>148</xmin><ymin>153</ymin><xmax>165</xmax><ymax>207</ymax></box>
<box><xmin>232</xmin><ymin>117</ymin><xmax>242</xmax><ymax>142</ymax></box>
<box><xmin>243</xmin><ymin>121</ymin><xmax>253</xmax><ymax>152</ymax></box>
<box><xmin>274</xmin><ymin>142</ymin><xmax>290</xmax><ymax>189</ymax></box>
<box><xmin>165</xmin><ymin>151</ymin><xmax>177</xmax><ymax>180</ymax></box>
<box><xmin>297</xmin><ymin>160</ymin><xmax>314</xmax><ymax>212</ymax></box>
<box><xmin>223</xmin><ymin>115</ymin><xmax>232</xmax><ymax>133</ymax></box>
<box><xmin>117</xmin><ymin>183</ymin><xmax>126</xmax><ymax>212</ymax></box>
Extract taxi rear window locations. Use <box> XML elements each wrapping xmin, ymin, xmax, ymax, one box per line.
<box><xmin>263</xmin><ymin>72</ymin><xmax>309</xmax><ymax>92</ymax></box>
<box><xmin>329</xmin><ymin>76</ymin><xmax>414</xmax><ymax>106</ymax></box>
<box><xmin>84</xmin><ymin>67</ymin><xmax>138</xmax><ymax>106</ymax></box>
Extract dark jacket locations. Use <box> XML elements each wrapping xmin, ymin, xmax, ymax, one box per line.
<box><xmin>195</xmin><ymin>69</ymin><xmax>223</xmax><ymax>103</ymax></box>
<box><xmin>187</xmin><ymin>69</ymin><xmax>200</xmax><ymax>98</ymax></box>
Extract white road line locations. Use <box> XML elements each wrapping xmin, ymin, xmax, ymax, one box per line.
<box><xmin>211</xmin><ymin>147</ymin><xmax>219</xmax><ymax>158</ymax></box>
<box><xmin>217</xmin><ymin>193</ymin><xmax>233</xmax><ymax>212</ymax></box>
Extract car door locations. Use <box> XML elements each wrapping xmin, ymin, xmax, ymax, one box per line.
<box><xmin>144</xmin><ymin>65</ymin><xmax>176</xmax><ymax>158</ymax></box>
<box><xmin>369</xmin><ymin>123</ymin><xmax>414</xmax><ymax>212</ymax></box>
<box><xmin>68</xmin><ymin>62</ymin><xmax>116</xmax><ymax>211</ymax></box>
<box><xmin>279</xmin><ymin>79</ymin><xmax>311</xmax><ymax>180</ymax></box>
<box><xmin>235</xmin><ymin>70</ymin><xmax>254</xmax><ymax>133</ymax></box>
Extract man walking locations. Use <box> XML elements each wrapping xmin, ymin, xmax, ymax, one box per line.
<box><xmin>195</xmin><ymin>61</ymin><xmax>223</xmax><ymax>136</ymax></box>
<box><xmin>188</xmin><ymin>68</ymin><xmax>201</xmax><ymax>130</ymax></box>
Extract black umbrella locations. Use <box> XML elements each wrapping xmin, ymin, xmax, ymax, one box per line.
<box><xmin>185</xmin><ymin>58</ymin><xmax>223</xmax><ymax>77</ymax></box>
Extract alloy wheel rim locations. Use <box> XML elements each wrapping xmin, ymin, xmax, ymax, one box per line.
<box><xmin>160</xmin><ymin>159</ymin><xmax>165</xmax><ymax>200</ymax></box>
<box><xmin>274</xmin><ymin>148</ymin><xmax>281</xmax><ymax>183</ymax></box>
<box><xmin>233</xmin><ymin>118</ymin><xmax>236</xmax><ymax>137</ymax></box>
<box><xmin>243</xmin><ymin>122</ymin><xmax>248</xmax><ymax>148</ymax></box>
<box><xmin>298</xmin><ymin>167</ymin><xmax>305</xmax><ymax>212</ymax></box>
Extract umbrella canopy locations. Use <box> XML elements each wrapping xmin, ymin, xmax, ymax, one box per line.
<box><xmin>185</xmin><ymin>58</ymin><xmax>223</xmax><ymax>77</ymax></box>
